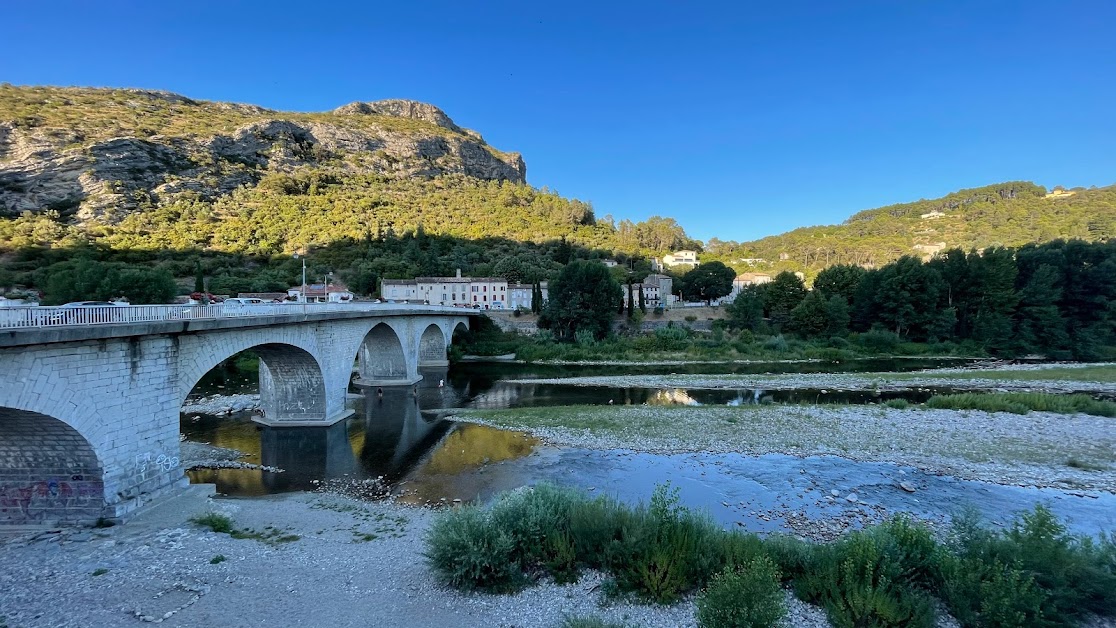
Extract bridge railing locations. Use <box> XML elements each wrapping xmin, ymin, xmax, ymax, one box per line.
<box><xmin>0</xmin><ymin>302</ymin><xmax>468</xmax><ymax>329</ymax></box>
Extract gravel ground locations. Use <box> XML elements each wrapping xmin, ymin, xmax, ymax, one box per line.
<box><xmin>179</xmin><ymin>441</ymin><xmax>282</xmax><ymax>474</ymax></box>
<box><xmin>455</xmin><ymin>404</ymin><xmax>1116</xmax><ymax>493</ymax></box>
<box><xmin>505</xmin><ymin>364</ymin><xmax>1116</xmax><ymax>395</ymax></box>
<box><xmin>0</xmin><ymin>490</ymin><xmax>833</xmax><ymax>628</ymax></box>
<box><xmin>181</xmin><ymin>394</ymin><xmax>260</xmax><ymax>416</ymax></box>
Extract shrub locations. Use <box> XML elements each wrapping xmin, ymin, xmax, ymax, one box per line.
<box><xmin>696</xmin><ymin>556</ymin><xmax>786</xmax><ymax>628</ymax></box>
<box><xmin>191</xmin><ymin>512</ymin><xmax>234</xmax><ymax>534</ymax></box>
<box><xmin>858</xmin><ymin>328</ymin><xmax>901</xmax><ymax>352</ymax></box>
<box><xmin>424</xmin><ymin>505</ymin><xmax>523</xmax><ymax>592</ymax></box>
<box><xmin>795</xmin><ymin>529</ymin><xmax>937</xmax><ymax>628</ymax></box>
<box><xmin>884</xmin><ymin>398</ymin><xmax>911</xmax><ymax>410</ymax></box>
<box><xmin>938</xmin><ymin>505</ymin><xmax>1116</xmax><ymax>626</ymax></box>
<box><xmin>605</xmin><ymin>484</ymin><xmax>723</xmax><ymax>603</ymax></box>
<box><xmin>685</xmin><ymin>315</ymin><xmax>698</xmax><ymax>322</ymax></box>
<box><xmin>761</xmin><ymin>335</ymin><xmax>789</xmax><ymax>353</ymax></box>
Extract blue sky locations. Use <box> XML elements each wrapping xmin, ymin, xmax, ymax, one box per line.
<box><xmin>4</xmin><ymin>1</ymin><xmax>1114</xmax><ymax>242</ymax></box>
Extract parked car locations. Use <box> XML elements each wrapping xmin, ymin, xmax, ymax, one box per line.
<box><xmin>51</xmin><ymin>301</ymin><xmax>126</xmax><ymax>324</ymax></box>
<box><xmin>223</xmin><ymin>298</ymin><xmax>266</xmax><ymax>306</ymax></box>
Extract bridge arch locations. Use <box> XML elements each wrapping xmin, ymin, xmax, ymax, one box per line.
<box><xmin>355</xmin><ymin>322</ymin><xmax>413</xmax><ymax>385</ymax></box>
<box><xmin>418</xmin><ymin>324</ymin><xmax>448</xmax><ymax>367</ymax></box>
<box><xmin>0</xmin><ymin>407</ymin><xmax>106</xmax><ymax>525</ymax></box>
<box><xmin>180</xmin><ymin>341</ymin><xmax>328</xmax><ymax>423</ymax></box>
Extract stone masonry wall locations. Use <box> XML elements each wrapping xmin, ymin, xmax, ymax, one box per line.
<box><xmin>0</xmin><ymin>410</ymin><xmax>105</xmax><ymax>525</ymax></box>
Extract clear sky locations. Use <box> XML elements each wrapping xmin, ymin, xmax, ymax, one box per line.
<box><xmin>4</xmin><ymin>1</ymin><xmax>1114</xmax><ymax>243</ymax></box>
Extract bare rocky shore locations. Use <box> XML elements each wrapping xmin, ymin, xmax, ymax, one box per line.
<box><xmin>0</xmin><ymin>490</ymin><xmax>828</xmax><ymax>628</ymax></box>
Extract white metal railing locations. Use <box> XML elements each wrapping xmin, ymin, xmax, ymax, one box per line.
<box><xmin>0</xmin><ymin>302</ymin><xmax>468</xmax><ymax>330</ymax></box>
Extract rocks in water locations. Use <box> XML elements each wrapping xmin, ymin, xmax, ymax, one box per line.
<box><xmin>845</xmin><ymin>493</ymin><xmax>859</xmax><ymax>503</ymax></box>
<box><xmin>899</xmin><ymin>482</ymin><xmax>917</xmax><ymax>493</ymax></box>
<box><xmin>830</xmin><ymin>489</ymin><xmax>840</xmax><ymax>496</ymax></box>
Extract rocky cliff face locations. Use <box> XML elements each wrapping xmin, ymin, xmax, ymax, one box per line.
<box><xmin>0</xmin><ymin>87</ymin><xmax>526</xmax><ymax>222</ymax></box>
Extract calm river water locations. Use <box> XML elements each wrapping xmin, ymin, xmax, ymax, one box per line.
<box><xmin>183</xmin><ymin>358</ymin><xmax>1116</xmax><ymax>536</ymax></box>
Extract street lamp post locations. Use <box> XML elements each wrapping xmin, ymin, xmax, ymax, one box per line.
<box><xmin>294</xmin><ymin>254</ymin><xmax>307</xmax><ymax>303</ymax></box>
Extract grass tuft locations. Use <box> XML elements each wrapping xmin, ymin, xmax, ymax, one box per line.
<box><xmin>925</xmin><ymin>392</ymin><xmax>1116</xmax><ymax>417</ymax></box>
<box><xmin>190</xmin><ymin>512</ymin><xmax>233</xmax><ymax>534</ymax></box>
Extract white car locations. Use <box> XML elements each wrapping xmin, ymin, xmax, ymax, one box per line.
<box><xmin>223</xmin><ymin>298</ymin><xmax>266</xmax><ymax>306</ymax></box>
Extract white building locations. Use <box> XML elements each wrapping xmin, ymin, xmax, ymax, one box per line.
<box><xmin>660</xmin><ymin>250</ymin><xmax>699</xmax><ymax>268</ymax></box>
<box><xmin>508</xmin><ymin>282</ymin><xmax>549</xmax><ymax>310</ymax></box>
<box><xmin>381</xmin><ymin>269</ymin><xmax>509</xmax><ymax>309</ymax></box>
<box><xmin>637</xmin><ymin>274</ymin><xmax>674</xmax><ymax>308</ymax></box>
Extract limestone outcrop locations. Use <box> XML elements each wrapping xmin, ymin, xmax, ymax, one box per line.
<box><xmin>0</xmin><ymin>87</ymin><xmax>526</xmax><ymax>221</ymax></box>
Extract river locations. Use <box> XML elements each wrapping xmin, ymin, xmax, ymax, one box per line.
<box><xmin>182</xmin><ymin>358</ymin><xmax>1116</xmax><ymax>537</ymax></box>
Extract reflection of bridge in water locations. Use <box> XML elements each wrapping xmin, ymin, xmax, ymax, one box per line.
<box><xmin>257</xmin><ymin>368</ymin><xmax>460</xmax><ymax>492</ymax></box>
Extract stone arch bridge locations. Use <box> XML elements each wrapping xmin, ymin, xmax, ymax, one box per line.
<box><xmin>0</xmin><ymin>306</ymin><xmax>474</xmax><ymax>526</ymax></box>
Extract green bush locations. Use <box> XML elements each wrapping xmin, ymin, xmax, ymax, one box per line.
<box><xmin>761</xmin><ymin>335</ymin><xmax>789</xmax><ymax>353</ymax></box>
<box><xmin>795</xmin><ymin>529</ymin><xmax>937</xmax><ymax>628</ymax></box>
<box><xmin>858</xmin><ymin>328</ymin><xmax>901</xmax><ymax>352</ymax></box>
<box><xmin>604</xmin><ymin>485</ymin><xmax>724</xmax><ymax>603</ymax></box>
<box><xmin>884</xmin><ymin>398</ymin><xmax>911</xmax><ymax>410</ymax></box>
<box><xmin>696</xmin><ymin>556</ymin><xmax>786</xmax><ymax>628</ymax></box>
<box><xmin>190</xmin><ymin>512</ymin><xmax>234</xmax><ymax>534</ymax></box>
<box><xmin>424</xmin><ymin>505</ymin><xmax>523</xmax><ymax>592</ymax></box>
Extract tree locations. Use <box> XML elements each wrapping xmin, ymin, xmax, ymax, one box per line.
<box><xmin>872</xmin><ymin>256</ymin><xmax>945</xmax><ymax>339</ymax></box>
<box><xmin>812</xmin><ymin>264</ymin><xmax>866</xmax><ymax>304</ymax></box>
<box><xmin>788</xmin><ymin>291</ymin><xmax>850</xmax><ymax>338</ymax></box>
<box><xmin>638</xmin><ymin>283</ymin><xmax>646</xmax><ymax>313</ymax></box>
<box><xmin>764</xmin><ymin>272</ymin><xmax>807</xmax><ymax>330</ymax></box>
<box><xmin>538</xmin><ymin>261</ymin><xmax>622</xmax><ymax>340</ymax></box>
<box><xmin>194</xmin><ymin>259</ymin><xmax>205</xmax><ymax>293</ymax></box>
<box><xmin>681</xmin><ymin>261</ymin><xmax>735</xmax><ymax>305</ymax></box>
<box><xmin>627</xmin><ymin>280</ymin><xmax>635</xmax><ymax>319</ymax></box>
<box><xmin>727</xmin><ymin>285</ymin><xmax>766</xmax><ymax>331</ymax></box>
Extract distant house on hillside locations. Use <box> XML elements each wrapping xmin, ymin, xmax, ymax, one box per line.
<box><xmin>661</xmin><ymin>250</ymin><xmax>699</xmax><ymax>268</ymax></box>
<box><xmin>600</xmin><ymin>258</ymin><xmax>619</xmax><ymax>268</ymax></box>
<box><xmin>920</xmin><ymin>210</ymin><xmax>946</xmax><ymax>220</ymax></box>
<box><xmin>1045</xmin><ymin>188</ymin><xmax>1076</xmax><ymax>199</ymax></box>
<box><xmin>508</xmin><ymin>282</ymin><xmax>548</xmax><ymax>310</ymax></box>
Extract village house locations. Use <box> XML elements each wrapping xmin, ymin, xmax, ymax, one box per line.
<box><xmin>381</xmin><ymin>269</ymin><xmax>509</xmax><ymax>308</ymax></box>
<box><xmin>660</xmin><ymin>250</ymin><xmax>699</xmax><ymax>268</ymax></box>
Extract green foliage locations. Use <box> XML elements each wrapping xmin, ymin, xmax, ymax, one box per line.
<box><xmin>209</xmin><ymin>554</ymin><xmax>227</xmax><ymax>564</ymax></box>
<box><xmin>190</xmin><ymin>512</ymin><xmax>234</xmax><ymax>534</ymax></box>
<box><xmin>925</xmin><ymin>392</ymin><xmax>1116</xmax><ymax>417</ymax></box>
<box><xmin>539</xmin><ymin>261</ymin><xmax>623</xmax><ymax>341</ymax></box>
<box><xmin>795</xmin><ymin>529</ymin><xmax>937</xmax><ymax>628</ymax></box>
<box><xmin>764</xmin><ymin>272</ymin><xmax>806</xmax><ymax>330</ymax></box>
<box><xmin>936</xmin><ymin>506</ymin><xmax>1116</xmax><ymax>626</ymax></box>
<box><xmin>682</xmin><ymin>261</ymin><xmax>736</xmax><ymax>304</ymax></box>
<box><xmin>696</xmin><ymin>557</ymin><xmax>786</xmax><ymax>628</ymax></box>
<box><xmin>884</xmin><ymin>399</ymin><xmax>910</xmax><ymax>410</ymax></box>
<box><xmin>424</xmin><ymin>504</ymin><xmax>523</xmax><ymax>592</ymax></box>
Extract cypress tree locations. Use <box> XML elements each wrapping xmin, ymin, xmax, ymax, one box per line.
<box><xmin>627</xmin><ymin>280</ymin><xmax>635</xmax><ymax>319</ymax></box>
<box><xmin>193</xmin><ymin>260</ymin><xmax>205</xmax><ymax>294</ymax></box>
<box><xmin>638</xmin><ymin>283</ymin><xmax>646</xmax><ymax>313</ymax></box>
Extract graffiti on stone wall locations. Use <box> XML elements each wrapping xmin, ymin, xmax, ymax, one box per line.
<box><xmin>0</xmin><ymin>478</ymin><xmax>103</xmax><ymax>522</ymax></box>
<box><xmin>133</xmin><ymin>452</ymin><xmax>180</xmax><ymax>481</ymax></box>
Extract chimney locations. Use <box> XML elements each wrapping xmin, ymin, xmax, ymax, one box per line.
<box><xmin>456</xmin><ymin>268</ymin><xmax>462</xmax><ymax>278</ymax></box>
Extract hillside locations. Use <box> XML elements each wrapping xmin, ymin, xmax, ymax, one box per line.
<box><xmin>0</xmin><ymin>86</ymin><xmax>693</xmax><ymax>300</ymax></box>
<box><xmin>708</xmin><ymin>181</ymin><xmax>1116</xmax><ymax>277</ymax></box>
<box><xmin>0</xmin><ymin>85</ymin><xmax>529</xmax><ymax>221</ymax></box>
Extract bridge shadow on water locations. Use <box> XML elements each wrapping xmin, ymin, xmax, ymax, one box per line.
<box><xmin>184</xmin><ymin>367</ymin><xmax>534</xmax><ymax>496</ymax></box>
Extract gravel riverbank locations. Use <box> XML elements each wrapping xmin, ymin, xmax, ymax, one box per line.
<box><xmin>0</xmin><ymin>490</ymin><xmax>831</xmax><ymax>628</ymax></box>
<box><xmin>505</xmin><ymin>364</ymin><xmax>1116</xmax><ymax>395</ymax></box>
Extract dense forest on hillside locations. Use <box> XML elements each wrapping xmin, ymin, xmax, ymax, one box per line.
<box><xmin>727</xmin><ymin>239</ymin><xmax>1116</xmax><ymax>359</ymax></box>
<box><xmin>706</xmin><ymin>182</ymin><xmax>1116</xmax><ymax>280</ymax></box>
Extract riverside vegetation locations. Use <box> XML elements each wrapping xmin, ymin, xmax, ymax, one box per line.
<box><xmin>426</xmin><ymin>483</ymin><xmax>1116</xmax><ymax>628</ymax></box>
